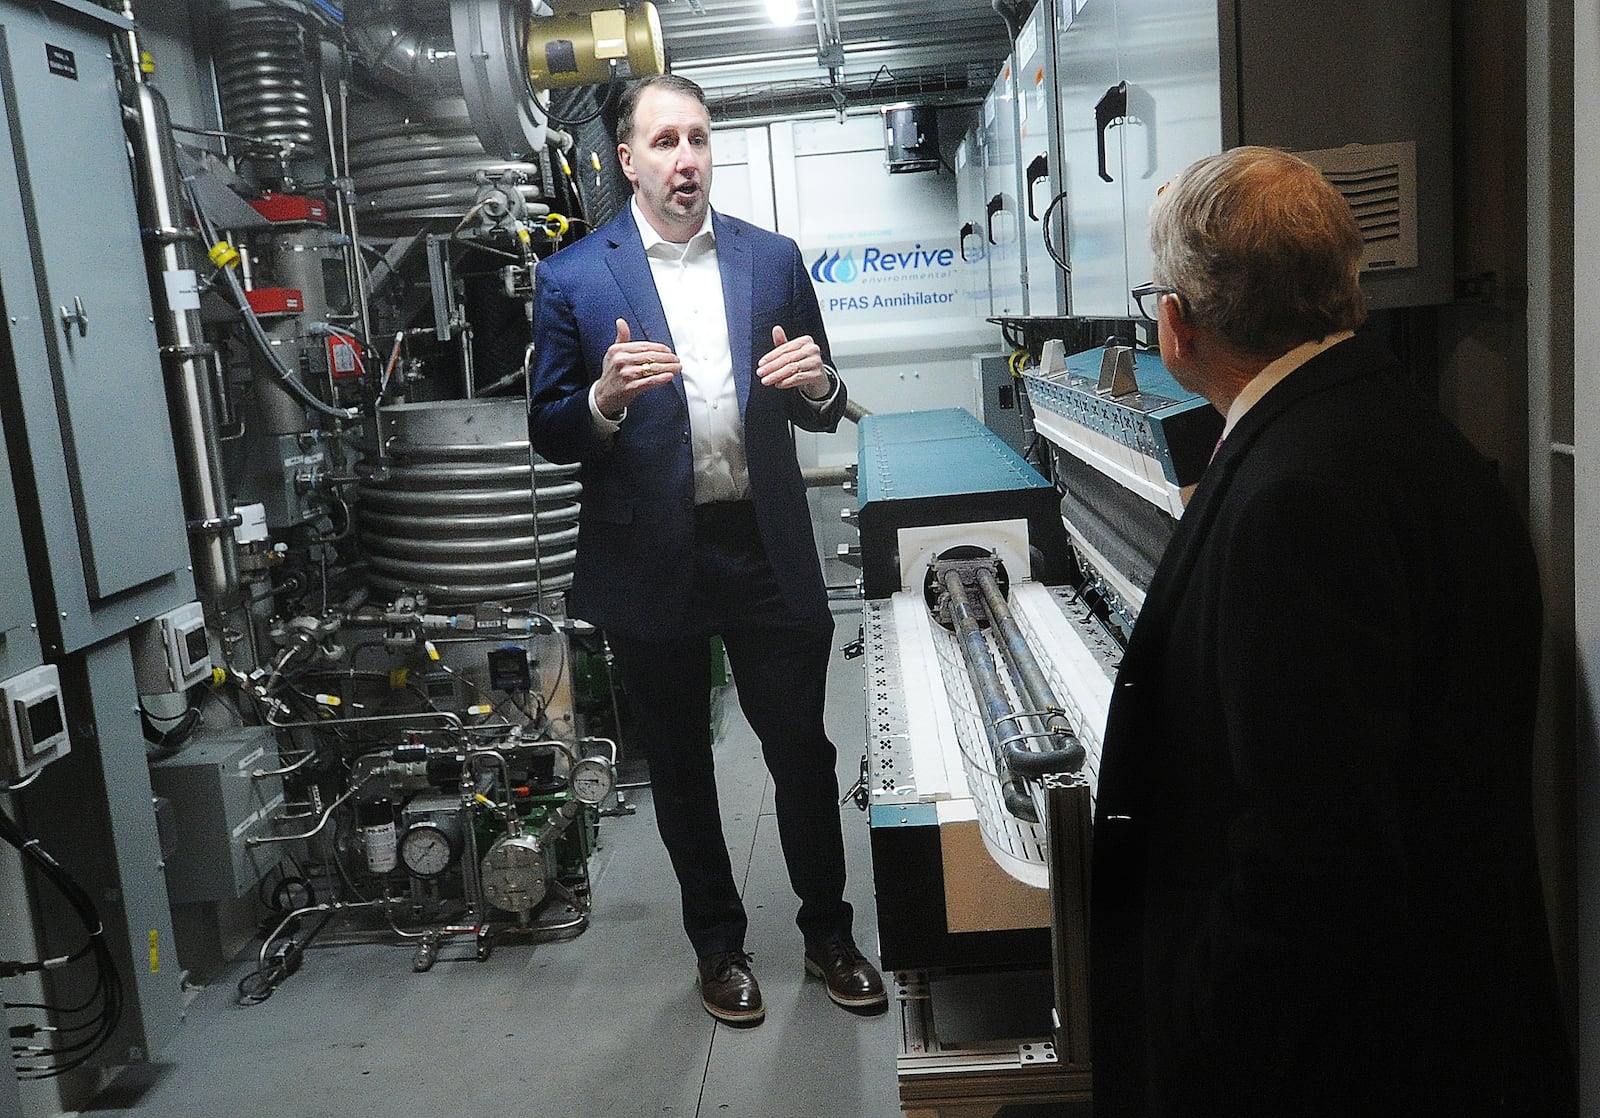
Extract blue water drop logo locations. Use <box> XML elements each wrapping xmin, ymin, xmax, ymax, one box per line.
<box><xmin>809</xmin><ymin>248</ymin><xmax>860</xmax><ymax>284</ymax></box>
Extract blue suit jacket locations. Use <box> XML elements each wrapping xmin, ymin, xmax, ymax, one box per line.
<box><xmin>527</xmin><ymin>207</ymin><xmax>846</xmax><ymax>640</ymax></box>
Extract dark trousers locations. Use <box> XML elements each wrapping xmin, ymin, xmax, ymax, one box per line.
<box><xmin>607</xmin><ymin>500</ymin><xmax>853</xmax><ymax>959</ymax></box>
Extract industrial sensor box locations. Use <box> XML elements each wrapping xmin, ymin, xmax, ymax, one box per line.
<box><xmin>132</xmin><ymin>601</ymin><xmax>212</xmax><ymax>695</ymax></box>
<box><xmin>0</xmin><ymin>663</ymin><xmax>70</xmax><ymax>782</ymax></box>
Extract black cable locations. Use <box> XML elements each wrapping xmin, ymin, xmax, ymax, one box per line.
<box><xmin>530</xmin><ymin>73</ymin><xmax>620</xmax><ymax>130</ymax></box>
<box><xmin>1039</xmin><ymin>190</ymin><xmax>1072</xmax><ymax>274</ymax></box>
<box><xmin>0</xmin><ymin>803</ymin><xmax>123</xmax><ymax>1079</ymax></box>
<box><xmin>140</xmin><ymin>701</ymin><xmax>202</xmax><ymax>758</ymax></box>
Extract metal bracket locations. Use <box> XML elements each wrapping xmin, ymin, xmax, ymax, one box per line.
<box><xmin>1095</xmin><ymin>344</ymin><xmax>1138</xmax><ymax>397</ymax></box>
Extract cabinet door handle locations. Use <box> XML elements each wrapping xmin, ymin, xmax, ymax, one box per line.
<box><xmin>59</xmin><ymin>295</ymin><xmax>88</xmax><ymax>338</ymax></box>
<box><xmin>986</xmin><ymin>193</ymin><xmax>1015</xmax><ymax>245</ymax></box>
<box><xmin>1095</xmin><ymin>81</ymin><xmax>1129</xmax><ymax>183</ymax></box>
<box><xmin>1026</xmin><ymin>153</ymin><xmax>1050</xmax><ymax>220</ymax></box>
<box><xmin>959</xmin><ymin>220</ymin><xmax>980</xmax><ymax>261</ymax></box>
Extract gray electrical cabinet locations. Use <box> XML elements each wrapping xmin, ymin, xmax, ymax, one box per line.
<box><xmin>0</xmin><ymin>411</ymin><xmax>42</xmax><ymax>683</ymax></box>
<box><xmin>973</xmin><ymin>353</ymin><xmax>1029</xmax><ymax>455</ymax></box>
<box><xmin>1055</xmin><ymin>0</ymin><xmax>1452</xmax><ymax>318</ymax></box>
<box><xmin>981</xmin><ymin>57</ymin><xmax>1028</xmax><ymax>316</ymax></box>
<box><xmin>149</xmin><ymin>725</ymin><xmax>284</xmax><ymax>904</ymax></box>
<box><xmin>0</xmin><ymin>0</ymin><xmax>191</xmax><ymax>1092</ymax></box>
<box><xmin>1016</xmin><ymin>0</ymin><xmax>1067</xmax><ymax>317</ymax></box>
<box><xmin>0</xmin><ymin>0</ymin><xmax>193</xmax><ymax>656</ymax></box>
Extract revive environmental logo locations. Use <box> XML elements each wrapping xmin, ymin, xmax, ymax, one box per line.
<box><xmin>810</xmin><ymin>241</ymin><xmax>960</xmax><ymax>313</ymax></box>
<box><xmin>809</xmin><ymin>243</ymin><xmax>955</xmax><ymax>283</ymax></box>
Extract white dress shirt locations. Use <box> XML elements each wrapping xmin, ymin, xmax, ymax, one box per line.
<box><xmin>1221</xmin><ymin>330</ymin><xmax>1357</xmax><ymax>439</ymax></box>
<box><xmin>588</xmin><ymin>201</ymin><xmax>837</xmax><ymax>505</ymax></box>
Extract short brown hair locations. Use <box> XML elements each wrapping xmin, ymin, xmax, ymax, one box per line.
<box><xmin>1149</xmin><ymin>146</ymin><xmax>1367</xmax><ymax>354</ymax></box>
<box><xmin>615</xmin><ymin>74</ymin><xmax>710</xmax><ymax>145</ymax></box>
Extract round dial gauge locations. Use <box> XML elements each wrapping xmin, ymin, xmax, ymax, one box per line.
<box><xmin>398</xmin><ymin>822</ymin><xmax>457</xmax><ymax>878</ymax></box>
<box><xmin>568</xmin><ymin>756</ymin><xmax>615</xmax><ymax>806</ymax></box>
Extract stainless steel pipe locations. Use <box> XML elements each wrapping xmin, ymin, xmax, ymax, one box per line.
<box><xmin>975</xmin><ymin>568</ymin><xmax>1086</xmax><ymax>774</ymax></box>
<box><xmin>940</xmin><ymin>567</ymin><xmax>1038</xmax><ymax>823</ymax></box>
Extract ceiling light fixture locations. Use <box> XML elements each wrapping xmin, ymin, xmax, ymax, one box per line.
<box><xmin>765</xmin><ymin>0</ymin><xmax>798</xmax><ymax>27</ymax></box>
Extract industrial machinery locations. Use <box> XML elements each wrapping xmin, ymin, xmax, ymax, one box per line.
<box><xmin>0</xmin><ymin>0</ymin><xmax>661</xmax><ymax>1104</ymax></box>
<box><xmin>852</xmin><ymin>386</ymin><xmax>1216</xmax><ymax>1112</ymax></box>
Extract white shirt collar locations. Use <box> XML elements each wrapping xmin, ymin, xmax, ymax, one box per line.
<box><xmin>1222</xmin><ymin>330</ymin><xmax>1357</xmax><ymax>438</ymax></box>
<box><xmin>630</xmin><ymin>198</ymin><xmax>715</xmax><ymax>255</ymax></box>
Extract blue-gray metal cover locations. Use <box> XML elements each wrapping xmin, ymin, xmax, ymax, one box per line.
<box><xmin>857</xmin><ymin>408</ymin><xmax>1053</xmax><ymax>508</ymax></box>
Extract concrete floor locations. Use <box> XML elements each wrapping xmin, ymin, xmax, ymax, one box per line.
<box><xmin>84</xmin><ymin>605</ymin><xmax>901</xmax><ymax>1118</ymax></box>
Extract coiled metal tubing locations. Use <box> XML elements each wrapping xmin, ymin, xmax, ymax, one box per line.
<box><xmin>358</xmin><ymin>402</ymin><xmax>581</xmax><ymax>604</ymax></box>
<box><xmin>213</xmin><ymin>2</ymin><xmax>322</xmax><ymax>158</ymax></box>
<box><xmin>348</xmin><ymin>117</ymin><xmax>548</xmax><ymax>227</ymax></box>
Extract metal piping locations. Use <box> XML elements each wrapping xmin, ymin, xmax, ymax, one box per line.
<box><xmin>120</xmin><ymin>18</ymin><xmax>240</xmax><ymax>603</ymax></box>
<box><xmin>347</xmin><ymin>1</ymin><xmax>463</xmax><ymax>99</ymax></box>
<box><xmin>975</xmin><ymin>568</ymin><xmax>1087</xmax><ymax>775</ymax></box>
<box><xmin>940</xmin><ymin>568</ymin><xmax>1038</xmax><ymax>823</ymax></box>
<box><xmin>991</xmin><ymin>0</ymin><xmax>1023</xmax><ymax>43</ymax></box>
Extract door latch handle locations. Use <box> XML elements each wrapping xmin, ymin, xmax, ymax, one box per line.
<box><xmin>59</xmin><ymin>295</ymin><xmax>87</xmax><ymax>338</ymax></box>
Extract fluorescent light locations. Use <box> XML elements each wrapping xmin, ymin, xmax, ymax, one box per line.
<box><xmin>765</xmin><ymin>0</ymin><xmax>798</xmax><ymax>27</ymax></box>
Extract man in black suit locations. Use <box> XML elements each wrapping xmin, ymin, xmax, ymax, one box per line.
<box><xmin>528</xmin><ymin>75</ymin><xmax>884</xmax><ymax>1026</ymax></box>
<box><xmin>1090</xmin><ymin>146</ymin><xmax>1572</xmax><ymax>1115</ymax></box>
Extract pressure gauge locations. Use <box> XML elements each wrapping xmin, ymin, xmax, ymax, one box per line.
<box><xmin>399</xmin><ymin>821</ymin><xmax>459</xmax><ymax>878</ymax></box>
<box><xmin>568</xmin><ymin>755</ymin><xmax>615</xmax><ymax>806</ymax></box>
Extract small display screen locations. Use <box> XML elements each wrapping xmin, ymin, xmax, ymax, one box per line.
<box><xmin>25</xmin><ymin>695</ymin><xmax>64</xmax><ymax>753</ymax></box>
<box><xmin>183</xmin><ymin>626</ymin><xmax>208</xmax><ymax>669</ymax></box>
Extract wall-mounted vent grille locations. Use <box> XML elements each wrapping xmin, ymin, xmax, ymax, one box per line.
<box><xmin>1296</xmin><ymin>140</ymin><xmax>1419</xmax><ymax>273</ymax></box>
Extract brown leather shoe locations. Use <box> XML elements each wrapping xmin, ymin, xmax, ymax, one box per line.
<box><xmin>804</xmin><ymin>937</ymin><xmax>888</xmax><ymax>1012</ymax></box>
<box><xmin>697</xmin><ymin>950</ymin><xmax>765</xmax><ymax>1025</ymax></box>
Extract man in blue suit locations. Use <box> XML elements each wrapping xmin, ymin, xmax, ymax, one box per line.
<box><xmin>528</xmin><ymin>74</ymin><xmax>885</xmax><ymax>1026</ymax></box>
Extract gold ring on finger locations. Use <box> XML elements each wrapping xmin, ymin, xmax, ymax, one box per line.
<box><xmin>642</xmin><ymin>361</ymin><xmax>654</xmax><ymax>374</ymax></box>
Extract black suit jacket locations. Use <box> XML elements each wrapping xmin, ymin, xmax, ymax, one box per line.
<box><xmin>1090</xmin><ymin>331</ymin><xmax>1572</xmax><ymax>1116</ymax></box>
<box><xmin>527</xmin><ymin>208</ymin><xmax>846</xmax><ymax>640</ymax></box>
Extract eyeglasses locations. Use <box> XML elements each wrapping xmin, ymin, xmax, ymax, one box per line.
<box><xmin>1130</xmin><ymin>281</ymin><xmax>1179</xmax><ymax>321</ymax></box>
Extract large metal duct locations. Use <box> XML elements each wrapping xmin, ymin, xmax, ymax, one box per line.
<box><xmin>347</xmin><ymin>0</ymin><xmax>462</xmax><ymax>100</ymax></box>
<box><xmin>348</xmin><ymin>104</ymin><xmax>548</xmax><ymax>228</ymax></box>
<box><xmin>358</xmin><ymin>398</ymin><xmax>580</xmax><ymax>604</ymax></box>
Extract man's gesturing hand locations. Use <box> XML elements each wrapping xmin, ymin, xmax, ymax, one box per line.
<box><xmin>757</xmin><ymin>325</ymin><xmax>831</xmax><ymax>399</ymax></box>
<box><xmin>595</xmin><ymin>318</ymin><xmax>680</xmax><ymax>419</ymax></box>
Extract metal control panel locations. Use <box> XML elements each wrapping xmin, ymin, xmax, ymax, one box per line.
<box><xmin>148</xmin><ymin>725</ymin><xmax>284</xmax><ymax>904</ymax></box>
<box><xmin>0</xmin><ymin>1</ymin><xmax>194</xmax><ymax>655</ymax></box>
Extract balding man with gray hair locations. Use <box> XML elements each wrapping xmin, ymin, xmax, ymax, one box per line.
<box><xmin>1091</xmin><ymin>146</ymin><xmax>1572</xmax><ymax>1116</ymax></box>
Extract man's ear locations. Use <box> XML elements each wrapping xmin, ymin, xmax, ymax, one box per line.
<box><xmin>617</xmin><ymin>142</ymin><xmax>636</xmax><ymax>186</ymax></box>
<box><xmin>1159</xmin><ymin>293</ymin><xmax>1193</xmax><ymax>360</ymax></box>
